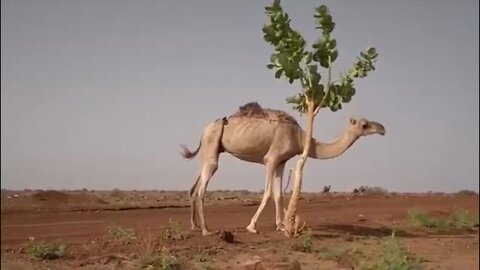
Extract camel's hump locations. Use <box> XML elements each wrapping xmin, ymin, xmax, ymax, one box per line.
<box><xmin>228</xmin><ymin>102</ymin><xmax>299</xmax><ymax>125</ymax></box>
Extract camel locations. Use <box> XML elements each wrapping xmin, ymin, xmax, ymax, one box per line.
<box><xmin>180</xmin><ymin>102</ymin><xmax>386</xmax><ymax>236</ymax></box>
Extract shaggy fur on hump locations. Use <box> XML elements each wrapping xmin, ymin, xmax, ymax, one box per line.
<box><xmin>228</xmin><ymin>102</ymin><xmax>299</xmax><ymax>125</ymax></box>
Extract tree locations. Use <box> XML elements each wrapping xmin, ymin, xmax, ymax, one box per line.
<box><xmin>262</xmin><ymin>0</ymin><xmax>379</xmax><ymax>237</ymax></box>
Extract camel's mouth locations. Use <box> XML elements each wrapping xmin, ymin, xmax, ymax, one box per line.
<box><xmin>371</xmin><ymin>122</ymin><xmax>386</xmax><ymax>135</ymax></box>
<box><xmin>377</xmin><ymin>126</ymin><xmax>386</xmax><ymax>135</ymax></box>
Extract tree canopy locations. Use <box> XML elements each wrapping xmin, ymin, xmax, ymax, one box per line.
<box><xmin>262</xmin><ymin>0</ymin><xmax>378</xmax><ymax>113</ymax></box>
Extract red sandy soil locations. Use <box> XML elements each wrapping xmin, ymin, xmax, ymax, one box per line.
<box><xmin>1</xmin><ymin>190</ymin><xmax>478</xmax><ymax>269</ymax></box>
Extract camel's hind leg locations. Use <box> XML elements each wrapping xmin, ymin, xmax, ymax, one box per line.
<box><xmin>272</xmin><ymin>162</ymin><xmax>286</xmax><ymax>231</ymax></box>
<box><xmin>196</xmin><ymin>158</ymin><xmax>218</xmax><ymax>236</ymax></box>
<box><xmin>189</xmin><ymin>176</ymin><xmax>201</xmax><ymax>230</ymax></box>
<box><xmin>187</xmin><ymin>117</ymin><xmax>226</xmax><ymax>235</ymax></box>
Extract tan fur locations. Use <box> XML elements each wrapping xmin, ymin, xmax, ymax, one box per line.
<box><xmin>180</xmin><ymin>102</ymin><xmax>386</xmax><ymax>236</ymax></box>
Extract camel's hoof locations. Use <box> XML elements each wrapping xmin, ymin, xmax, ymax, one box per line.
<box><xmin>191</xmin><ymin>226</ymin><xmax>201</xmax><ymax>231</ymax></box>
<box><xmin>202</xmin><ymin>230</ymin><xmax>214</xmax><ymax>236</ymax></box>
<box><xmin>276</xmin><ymin>226</ymin><xmax>285</xmax><ymax>232</ymax></box>
<box><xmin>246</xmin><ymin>225</ymin><xmax>258</xmax><ymax>234</ymax></box>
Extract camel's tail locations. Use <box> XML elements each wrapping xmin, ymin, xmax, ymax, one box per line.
<box><xmin>180</xmin><ymin>140</ymin><xmax>202</xmax><ymax>160</ymax></box>
<box><xmin>180</xmin><ymin>117</ymin><xmax>228</xmax><ymax>160</ymax></box>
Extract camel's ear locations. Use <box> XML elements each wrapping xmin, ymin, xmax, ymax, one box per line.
<box><xmin>349</xmin><ymin>117</ymin><xmax>356</xmax><ymax>125</ymax></box>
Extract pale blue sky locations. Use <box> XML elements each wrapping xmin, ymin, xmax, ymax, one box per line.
<box><xmin>1</xmin><ymin>0</ymin><xmax>478</xmax><ymax>192</ymax></box>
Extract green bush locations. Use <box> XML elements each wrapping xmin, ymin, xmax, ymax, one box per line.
<box><xmin>26</xmin><ymin>240</ymin><xmax>66</xmax><ymax>260</ymax></box>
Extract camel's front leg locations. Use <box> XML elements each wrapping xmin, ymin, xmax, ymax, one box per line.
<box><xmin>246</xmin><ymin>164</ymin><xmax>274</xmax><ymax>234</ymax></box>
<box><xmin>272</xmin><ymin>162</ymin><xmax>286</xmax><ymax>231</ymax></box>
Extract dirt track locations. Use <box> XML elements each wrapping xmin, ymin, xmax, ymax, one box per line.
<box><xmin>1</xmin><ymin>191</ymin><xmax>479</xmax><ymax>269</ymax></box>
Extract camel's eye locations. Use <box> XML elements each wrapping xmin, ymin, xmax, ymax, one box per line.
<box><xmin>361</xmin><ymin>122</ymin><xmax>369</xmax><ymax>129</ymax></box>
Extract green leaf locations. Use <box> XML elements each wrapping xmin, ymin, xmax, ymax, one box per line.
<box><xmin>349</xmin><ymin>68</ymin><xmax>359</xmax><ymax>78</ymax></box>
<box><xmin>329</xmin><ymin>89</ymin><xmax>336</xmax><ymax>100</ymax></box>
<box><xmin>305</xmin><ymin>52</ymin><xmax>313</xmax><ymax>64</ymax></box>
<box><xmin>277</xmin><ymin>53</ymin><xmax>289</xmax><ymax>67</ymax></box>
<box><xmin>267</xmin><ymin>64</ymin><xmax>275</xmax><ymax>69</ymax></box>
<box><xmin>329</xmin><ymin>39</ymin><xmax>336</xmax><ymax>49</ymax></box>
<box><xmin>307</xmin><ymin>64</ymin><xmax>318</xmax><ymax>73</ymax></box>
<box><xmin>317</xmin><ymin>5</ymin><xmax>328</xmax><ymax>14</ymax></box>
<box><xmin>270</xmin><ymin>54</ymin><xmax>276</xmax><ymax>63</ymax></box>
<box><xmin>304</xmin><ymin>64</ymin><xmax>321</xmax><ymax>87</ymax></box>
<box><xmin>330</xmin><ymin>49</ymin><xmax>338</xmax><ymax>62</ymax></box>
<box><xmin>275</xmin><ymin>69</ymin><xmax>283</xmax><ymax>78</ymax></box>
<box><xmin>320</xmin><ymin>58</ymin><xmax>329</xmax><ymax>68</ymax></box>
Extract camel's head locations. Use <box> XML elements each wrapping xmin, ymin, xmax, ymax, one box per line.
<box><xmin>348</xmin><ymin>117</ymin><xmax>386</xmax><ymax>137</ymax></box>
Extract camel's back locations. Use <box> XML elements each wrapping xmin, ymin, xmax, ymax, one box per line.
<box><xmin>227</xmin><ymin>102</ymin><xmax>299</xmax><ymax>125</ymax></box>
<box><xmin>220</xmin><ymin>102</ymin><xmax>301</xmax><ymax>162</ymax></box>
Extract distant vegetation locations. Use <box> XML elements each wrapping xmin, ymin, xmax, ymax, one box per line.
<box><xmin>456</xmin><ymin>190</ymin><xmax>478</xmax><ymax>196</ymax></box>
<box><xmin>353</xmin><ymin>186</ymin><xmax>389</xmax><ymax>195</ymax></box>
<box><xmin>407</xmin><ymin>208</ymin><xmax>479</xmax><ymax>232</ymax></box>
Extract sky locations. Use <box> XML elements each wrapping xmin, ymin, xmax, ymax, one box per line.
<box><xmin>1</xmin><ymin>0</ymin><xmax>478</xmax><ymax>192</ymax></box>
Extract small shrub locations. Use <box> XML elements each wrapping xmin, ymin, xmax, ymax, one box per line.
<box><xmin>349</xmin><ymin>234</ymin><xmax>422</xmax><ymax>270</ymax></box>
<box><xmin>407</xmin><ymin>209</ymin><xmax>439</xmax><ymax>229</ymax></box>
<box><xmin>26</xmin><ymin>240</ymin><xmax>66</xmax><ymax>260</ymax></box>
<box><xmin>407</xmin><ymin>208</ymin><xmax>479</xmax><ymax>232</ymax></box>
<box><xmin>292</xmin><ymin>228</ymin><xmax>313</xmax><ymax>252</ymax></box>
<box><xmin>316</xmin><ymin>234</ymin><xmax>422</xmax><ymax>269</ymax></box>
<box><xmin>374</xmin><ymin>235</ymin><xmax>422</xmax><ymax>269</ymax></box>
<box><xmin>107</xmin><ymin>225</ymin><xmax>137</xmax><ymax>244</ymax></box>
<box><xmin>446</xmin><ymin>210</ymin><xmax>479</xmax><ymax>229</ymax></box>
<box><xmin>137</xmin><ymin>250</ymin><xmax>179</xmax><ymax>270</ymax></box>
<box><xmin>317</xmin><ymin>246</ymin><xmax>345</xmax><ymax>261</ymax></box>
<box><xmin>162</xmin><ymin>219</ymin><xmax>187</xmax><ymax>240</ymax></box>
<box><xmin>194</xmin><ymin>250</ymin><xmax>213</xmax><ymax>270</ymax></box>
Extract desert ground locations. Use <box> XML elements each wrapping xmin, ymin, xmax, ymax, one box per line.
<box><xmin>1</xmin><ymin>189</ymin><xmax>478</xmax><ymax>270</ymax></box>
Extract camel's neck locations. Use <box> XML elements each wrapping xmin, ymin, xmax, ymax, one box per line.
<box><xmin>303</xmin><ymin>129</ymin><xmax>359</xmax><ymax>160</ymax></box>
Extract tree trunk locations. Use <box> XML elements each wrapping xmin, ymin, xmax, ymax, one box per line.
<box><xmin>283</xmin><ymin>101</ymin><xmax>316</xmax><ymax>237</ymax></box>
